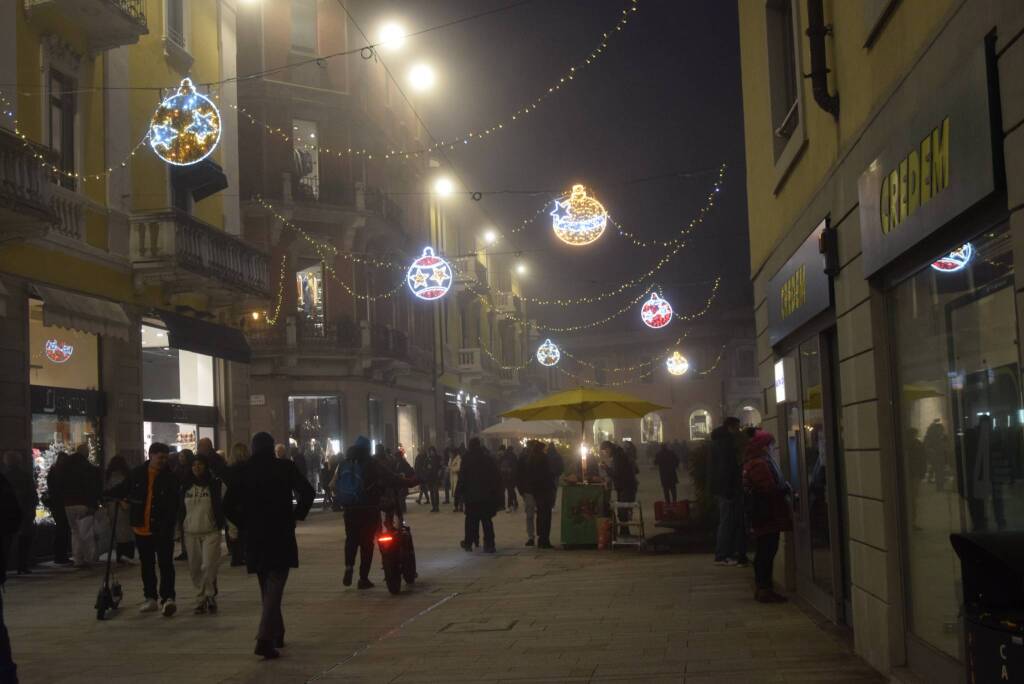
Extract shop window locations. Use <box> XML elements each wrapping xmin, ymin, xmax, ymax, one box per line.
<box><xmin>144</xmin><ymin>421</ymin><xmax>214</xmax><ymax>455</ymax></box>
<box><xmin>368</xmin><ymin>395</ymin><xmax>384</xmax><ymax>452</ymax></box>
<box><xmin>289</xmin><ymin>395</ymin><xmax>343</xmax><ymax>466</ymax></box>
<box><xmin>396</xmin><ymin>402</ymin><xmax>420</xmax><ymax>454</ymax></box>
<box><xmin>291</xmin><ymin>0</ymin><xmax>317</xmax><ymax>52</ymax></box>
<box><xmin>689</xmin><ymin>409</ymin><xmax>712</xmax><ymax>440</ymax></box>
<box><xmin>740</xmin><ymin>405</ymin><xmax>762</xmax><ymax>428</ymax></box>
<box><xmin>296</xmin><ymin>263</ymin><xmax>325</xmax><ymax>334</ymax></box>
<box><xmin>48</xmin><ymin>70</ymin><xmax>75</xmax><ymax>190</ymax></box>
<box><xmin>641</xmin><ymin>413</ymin><xmax>663</xmax><ymax>443</ymax></box>
<box><xmin>891</xmin><ymin>227</ymin><xmax>1020</xmax><ymax>661</ymax></box>
<box><xmin>292</xmin><ymin>119</ymin><xmax>319</xmax><ymax>200</ymax></box>
<box><xmin>141</xmin><ymin>323</ymin><xmax>214</xmax><ymax>406</ymax></box>
<box><xmin>28</xmin><ymin>299</ymin><xmax>98</xmax><ymax>390</ymax></box>
<box><xmin>593</xmin><ymin>418</ymin><xmax>615</xmax><ymax>444</ymax></box>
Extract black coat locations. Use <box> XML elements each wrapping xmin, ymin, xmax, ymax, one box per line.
<box><xmin>0</xmin><ymin>473</ymin><xmax>23</xmax><ymax>586</ymax></box>
<box><xmin>3</xmin><ymin>464</ymin><xmax>37</xmax><ymax>535</ymax></box>
<box><xmin>654</xmin><ymin>447</ymin><xmax>680</xmax><ymax>486</ymax></box>
<box><xmin>62</xmin><ymin>455</ymin><xmax>102</xmax><ymax>508</ymax></box>
<box><xmin>709</xmin><ymin>426</ymin><xmax>741</xmax><ymax>499</ymax></box>
<box><xmin>106</xmin><ymin>463</ymin><xmax>181</xmax><ymax>538</ymax></box>
<box><xmin>223</xmin><ymin>453</ymin><xmax>314</xmax><ymax>573</ymax></box>
<box><xmin>456</xmin><ymin>446</ymin><xmax>503</xmax><ymax>514</ymax></box>
<box><xmin>518</xmin><ymin>451</ymin><xmax>557</xmax><ymax>498</ymax></box>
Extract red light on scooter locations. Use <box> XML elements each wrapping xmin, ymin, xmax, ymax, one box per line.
<box><xmin>377</xmin><ymin>535</ymin><xmax>394</xmax><ymax>543</ymax></box>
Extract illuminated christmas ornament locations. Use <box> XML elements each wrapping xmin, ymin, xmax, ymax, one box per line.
<box><xmin>536</xmin><ymin>339</ymin><xmax>561</xmax><ymax>367</ymax></box>
<box><xmin>666</xmin><ymin>351</ymin><xmax>689</xmax><ymax>376</ymax></box>
<box><xmin>931</xmin><ymin>243</ymin><xmax>974</xmax><ymax>273</ymax></box>
<box><xmin>406</xmin><ymin>247</ymin><xmax>452</xmax><ymax>301</ymax></box>
<box><xmin>640</xmin><ymin>292</ymin><xmax>673</xmax><ymax>329</ymax></box>
<box><xmin>44</xmin><ymin>339</ymin><xmax>74</xmax><ymax>364</ymax></box>
<box><xmin>550</xmin><ymin>184</ymin><xmax>608</xmax><ymax>246</ymax></box>
<box><xmin>149</xmin><ymin>78</ymin><xmax>222</xmax><ymax>166</ymax></box>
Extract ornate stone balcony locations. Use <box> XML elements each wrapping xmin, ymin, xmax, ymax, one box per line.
<box><xmin>0</xmin><ymin>127</ymin><xmax>57</xmax><ymax>243</ymax></box>
<box><xmin>130</xmin><ymin>210</ymin><xmax>270</xmax><ymax>300</ymax></box>
<box><xmin>453</xmin><ymin>257</ymin><xmax>488</xmax><ymax>293</ymax></box>
<box><xmin>24</xmin><ymin>0</ymin><xmax>148</xmax><ymax>51</ymax></box>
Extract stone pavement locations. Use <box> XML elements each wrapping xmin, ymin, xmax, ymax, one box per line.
<box><xmin>5</xmin><ymin>466</ymin><xmax>883</xmax><ymax>683</ymax></box>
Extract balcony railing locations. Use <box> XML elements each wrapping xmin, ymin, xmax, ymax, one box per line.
<box><xmin>249</xmin><ymin>317</ymin><xmax>429</xmax><ymax>368</ymax></box>
<box><xmin>0</xmin><ymin>127</ymin><xmax>57</xmax><ymax>242</ymax></box>
<box><xmin>453</xmin><ymin>257</ymin><xmax>488</xmax><ymax>292</ymax></box>
<box><xmin>25</xmin><ymin>0</ymin><xmax>149</xmax><ymax>51</ymax></box>
<box><xmin>458</xmin><ymin>348</ymin><xmax>483</xmax><ymax>374</ymax></box>
<box><xmin>282</xmin><ymin>172</ymin><xmax>403</xmax><ymax>228</ymax></box>
<box><xmin>493</xmin><ymin>292</ymin><xmax>520</xmax><ymax>313</ymax></box>
<box><xmin>130</xmin><ymin>210</ymin><xmax>270</xmax><ymax>297</ymax></box>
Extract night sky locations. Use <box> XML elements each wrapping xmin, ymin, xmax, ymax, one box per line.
<box><xmin>348</xmin><ymin>0</ymin><xmax>750</xmax><ymax>337</ymax></box>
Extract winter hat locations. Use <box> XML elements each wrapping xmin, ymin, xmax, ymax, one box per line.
<box><xmin>746</xmin><ymin>430</ymin><xmax>775</xmax><ymax>457</ymax></box>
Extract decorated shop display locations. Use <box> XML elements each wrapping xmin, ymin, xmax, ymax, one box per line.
<box><xmin>406</xmin><ymin>247</ymin><xmax>453</xmax><ymax>301</ymax></box>
<box><xmin>536</xmin><ymin>338</ymin><xmax>561</xmax><ymax>367</ymax></box>
<box><xmin>666</xmin><ymin>351</ymin><xmax>689</xmax><ymax>376</ymax></box>
<box><xmin>44</xmin><ymin>338</ymin><xmax>74</xmax><ymax>364</ymax></box>
<box><xmin>931</xmin><ymin>243</ymin><xmax>974</xmax><ymax>273</ymax></box>
<box><xmin>149</xmin><ymin>77</ymin><xmax>222</xmax><ymax>166</ymax></box>
<box><xmin>550</xmin><ymin>184</ymin><xmax>608</xmax><ymax>246</ymax></box>
<box><xmin>640</xmin><ymin>292</ymin><xmax>673</xmax><ymax>329</ymax></box>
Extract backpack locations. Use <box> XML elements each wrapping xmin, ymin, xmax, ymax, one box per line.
<box><xmin>336</xmin><ymin>458</ymin><xmax>366</xmax><ymax>507</ymax></box>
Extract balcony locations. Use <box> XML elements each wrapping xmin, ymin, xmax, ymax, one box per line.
<box><xmin>453</xmin><ymin>257</ymin><xmax>488</xmax><ymax>293</ymax></box>
<box><xmin>25</xmin><ymin>0</ymin><xmax>148</xmax><ymax>51</ymax></box>
<box><xmin>498</xmin><ymin>367</ymin><xmax>520</xmax><ymax>387</ymax></box>
<box><xmin>493</xmin><ymin>291</ymin><xmax>520</xmax><ymax>314</ymax></box>
<box><xmin>129</xmin><ymin>210</ymin><xmax>270</xmax><ymax>300</ymax></box>
<box><xmin>457</xmin><ymin>348</ymin><xmax>483</xmax><ymax>375</ymax></box>
<box><xmin>283</xmin><ymin>173</ymin><xmax>403</xmax><ymax>229</ymax></box>
<box><xmin>0</xmin><ymin>127</ymin><xmax>58</xmax><ymax>243</ymax></box>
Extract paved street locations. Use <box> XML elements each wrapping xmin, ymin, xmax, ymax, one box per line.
<box><xmin>6</xmin><ymin>468</ymin><xmax>882</xmax><ymax>684</ymax></box>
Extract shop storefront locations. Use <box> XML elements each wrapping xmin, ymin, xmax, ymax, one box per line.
<box><xmin>856</xmin><ymin>42</ymin><xmax>1008</xmax><ymax>683</ymax></box>
<box><xmin>766</xmin><ymin>218</ymin><xmax>851</xmax><ymax>626</ymax></box>
<box><xmin>289</xmin><ymin>394</ymin><xmax>344</xmax><ymax>465</ymax></box>
<box><xmin>142</xmin><ymin>310</ymin><xmax>251</xmax><ymax>453</ymax></box>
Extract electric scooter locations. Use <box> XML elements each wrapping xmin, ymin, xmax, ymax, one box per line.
<box><xmin>377</xmin><ymin>520</ymin><xmax>417</xmax><ymax>595</ymax></box>
<box><xmin>95</xmin><ymin>499</ymin><xmax>124</xmax><ymax>620</ymax></box>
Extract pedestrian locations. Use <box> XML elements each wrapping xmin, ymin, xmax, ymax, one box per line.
<box><xmin>425</xmin><ymin>446</ymin><xmax>442</xmax><ymax>512</ymax></box>
<box><xmin>449</xmin><ymin>448</ymin><xmax>462</xmax><ymax>513</ymax></box>
<box><xmin>710</xmin><ymin>417</ymin><xmax>749</xmax><ymax>566</ymax></box>
<box><xmin>2</xmin><ymin>451</ymin><xmax>37</xmax><ymax>575</ymax></box>
<box><xmin>223</xmin><ymin>432</ymin><xmax>314</xmax><ymax>660</ymax></box>
<box><xmin>103</xmin><ymin>456</ymin><xmax>135</xmax><ymax>563</ymax></box>
<box><xmin>338</xmin><ymin>438</ymin><xmax>381</xmax><ymax>590</ymax></box>
<box><xmin>654</xmin><ymin>443</ymin><xmax>680</xmax><ymax>503</ymax></box>
<box><xmin>225</xmin><ymin>442</ymin><xmax>249</xmax><ymax>567</ymax></box>
<box><xmin>457</xmin><ymin>437</ymin><xmax>502</xmax><ymax>553</ymax></box>
<box><xmin>182</xmin><ymin>454</ymin><xmax>226</xmax><ymax>615</ymax></box>
<box><xmin>291</xmin><ymin>447</ymin><xmax>308</xmax><ymax>484</ymax></box>
<box><xmin>63</xmin><ymin>445</ymin><xmax>102</xmax><ymax>568</ymax></box>
<box><xmin>45</xmin><ymin>451</ymin><xmax>72</xmax><ymax>565</ymax></box>
<box><xmin>174</xmin><ymin>449</ymin><xmax>194</xmax><ymax>562</ymax></box>
<box><xmin>520</xmin><ymin>441</ymin><xmax>557</xmax><ymax>548</ymax></box>
<box><xmin>499</xmin><ymin>446</ymin><xmax>519</xmax><ymax>512</ymax></box>
<box><xmin>1</xmin><ymin>471</ymin><xmax>23</xmax><ymax>683</ymax></box>
<box><xmin>106</xmin><ymin>442</ymin><xmax>181</xmax><ymax>616</ymax></box>
<box><xmin>441</xmin><ymin>446</ymin><xmax>452</xmax><ymax>505</ymax></box>
<box><xmin>516</xmin><ymin>448</ymin><xmax>536</xmax><ymax>546</ymax></box>
<box><xmin>742</xmin><ymin>430</ymin><xmax>792</xmax><ymax>603</ymax></box>
<box><xmin>197</xmin><ymin>437</ymin><xmax>227</xmax><ymax>479</ymax></box>
<box><xmin>274</xmin><ymin>443</ymin><xmax>287</xmax><ymax>460</ymax></box>
<box><xmin>414</xmin><ymin>449</ymin><xmax>428</xmax><ymax>505</ymax></box>
<box><xmin>603</xmin><ymin>441</ymin><xmax>638</xmax><ymax>537</ymax></box>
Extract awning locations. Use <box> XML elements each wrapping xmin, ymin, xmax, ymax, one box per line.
<box><xmin>154</xmin><ymin>309</ymin><xmax>251</xmax><ymax>364</ymax></box>
<box><xmin>171</xmin><ymin>159</ymin><xmax>228</xmax><ymax>202</ymax></box>
<box><xmin>33</xmin><ymin>285</ymin><xmax>131</xmax><ymax>341</ymax></box>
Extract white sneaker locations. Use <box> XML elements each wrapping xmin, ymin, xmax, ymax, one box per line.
<box><xmin>160</xmin><ymin>599</ymin><xmax>177</xmax><ymax>617</ymax></box>
<box><xmin>139</xmin><ymin>599</ymin><xmax>159</xmax><ymax>613</ymax></box>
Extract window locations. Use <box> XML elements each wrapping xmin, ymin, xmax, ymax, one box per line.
<box><xmin>764</xmin><ymin>0</ymin><xmax>804</xmax><ymax>179</ymax></box>
<box><xmin>141</xmin><ymin>323</ymin><xmax>214</xmax><ymax>406</ymax></box>
<box><xmin>295</xmin><ymin>263</ymin><xmax>325</xmax><ymax>334</ymax></box>
<box><xmin>291</xmin><ymin>0</ymin><xmax>317</xmax><ymax>52</ymax></box>
<box><xmin>367</xmin><ymin>396</ymin><xmax>384</xmax><ymax>452</ymax></box>
<box><xmin>689</xmin><ymin>409</ymin><xmax>712</xmax><ymax>440</ymax></box>
<box><xmin>396</xmin><ymin>402</ymin><xmax>419</xmax><ymax>453</ymax></box>
<box><xmin>28</xmin><ymin>299</ymin><xmax>98</xmax><ymax>390</ymax></box>
<box><xmin>641</xmin><ymin>413</ymin><xmax>663</xmax><ymax>444</ymax></box>
<box><xmin>292</xmin><ymin>119</ymin><xmax>319</xmax><ymax>200</ymax></box>
<box><xmin>593</xmin><ymin>419</ymin><xmax>615</xmax><ymax>444</ymax></box>
<box><xmin>166</xmin><ymin>0</ymin><xmax>185</xmax><ymax>48</ymax></box>
<box><xmin>289</xmin><ymin>395</ymin><xmax>344</xmax><ymax>462</ymax></box>
<box><xmin>48</xmin><ymin>70</ymin><xmax>75</xmax><ymax>190</ymax></box>
<box><xmin>740</xmin><ymin>405</ymin><xmax>763</xmax><ymax>428</ymax></box>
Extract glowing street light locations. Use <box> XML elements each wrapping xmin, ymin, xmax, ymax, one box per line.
<box><xmin>408</xmin><ymin>63</ymin><xmax>437</xmax><ymax>92</ymax></box>
<box><xmin>378</xmin><ymin>22</ymin><xmax>406</xmax><ymax>51</ymax></box>
<box><xmin>433</xmin><ymin>177</ymin><xmax>455</xmax><ymax>197</ymax></box>
<box><xmin>483</xmin><ymin>229</ymin><xmax>497</xmax><ymax>245</ymax></box>
<box><xmin>516</xmin><ymin>262</ymin><xmax>528</xmax><ymax>276</ymax></box>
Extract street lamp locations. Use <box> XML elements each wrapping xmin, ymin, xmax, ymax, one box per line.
<box><xmin>433</xmin><ymin>176</ymin><xmax>455</xmax><ymax>197</ymax></box>
<box><xmin>408</xmin><ymin>63</ymin><xmax>437</xmax><ymax>92</ymax></box>
<box><xmin>483</xmin><ymin>229</ymin><xmax>497</xmax><ymax>245</ymax></box>
<box><xmin>378</xmin><ymin>22</ymin><xmax>406</xmax><ymax>51</ymax></box>
<box><xmin>516</xmin><ymin>262</ymin><xmax>528</xmax><ymax>276</ymax></box>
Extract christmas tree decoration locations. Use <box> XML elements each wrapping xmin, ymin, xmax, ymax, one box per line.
<box><xmin>149</xmin><ymin>78</ymin><xmax>222</xmax><ymax>166</ymax></box>
<box><xmin>666</xmin><ymin>351</ymin><xmax>689</xmax><ymax>376</ymax></box>
<box><xmin>536</xmin><ymin>339</ymin><xmax>561</xmax><ymax>367</ymax></box>
<box><xmin>551</xmin><ymin>184</ymin><xmax>608</xmax><ymax>245</ymax></box>
<box><xmin>640</xmin><ymin>292</ymin><xmax>673</xmax><ymax>329</ymax></box>
<box><xmin>406</xmin><ymin>247</ymin><xmax>453</xmax><ymax>301</ymax></box>
<box><xmin>931</xmin><ymin>243</ymin><xmax>974</xmax><ymax>273</ymax></box>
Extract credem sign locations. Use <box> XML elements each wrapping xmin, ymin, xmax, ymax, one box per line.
<box><xmin>858</xmin><ymin>44</ymin><xmax>997</xmax><ymax>277</ymax></box>
<box><xmin>767</xmin><ymin>219</ymin><xmax>830</xmax><ymax>347</ymax></box>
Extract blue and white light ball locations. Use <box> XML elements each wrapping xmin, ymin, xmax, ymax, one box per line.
<box><xmin>149</xmin><ymin>78</ymin><xmax>222</xmax><ymax>166</ymax></box>
<box><xmin>407</xmin><ymin>247</ymin><xmax>453</xmax><ymax>301</ymax></box>
<box><xmin>536</xmin><ymin>338</ymin><xmax>561</xmax><ymax>367</ymax></box>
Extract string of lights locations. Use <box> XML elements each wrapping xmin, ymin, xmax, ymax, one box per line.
<box><xmin>262</xmin><ymin>254</ymin><xmax>290</xmax><ymax>325</ymax></box>
<box><xmin>555</xmin><ymin>364</ymin><xmax>654</xmax><ymax>387</ymax></box>
<box><xmin>697</xmin><ymin>345</ymin><xmax>726</xmax><ymax>376</ymax></box>
<box><xmin>560</xmin><ymin>331</ymin><xmax>690</xmax><ymax>372</ymax></box>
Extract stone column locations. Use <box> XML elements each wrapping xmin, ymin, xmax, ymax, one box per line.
<box><xmin>0</xmin><ymin>277</ymin><xmax>30</xmax><ymax>457</ymax></box>
<box><xmin>101</xmin><ymin>315</ymin><xmax>144</xmax><ymax>466</ymax></box>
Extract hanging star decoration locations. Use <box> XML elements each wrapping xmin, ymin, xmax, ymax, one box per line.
<box><xmin>550</xmin><ymin>184</ymin><xmax>608</xmax><ymax>246</ymax></box>
<box><xmin>407</xmin><ymin>247</ymin><xmax>453</xmax><ymax>301</ymax></box>
<box><xmin>666</xmin><ymin>351</ymin><xmax>689</xmax><ymax>376</ymax></box>
<box><xmin>148</xmin><ymin>77</ymin><xmax>222</xmax><ymax>166</ymax></box>
<box><xmin>641</xmin><ymin>292</ymin><xmax>673</xmax><ymax>329</ymax></box>
<box><xmin>536</xmin><ymin>338</ymin><xmax>561</xmax><ymax>367</ymax></box>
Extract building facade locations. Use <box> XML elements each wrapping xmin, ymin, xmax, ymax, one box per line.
<box><xmin>1</xmin><ymin>0</ymin><xmax>263</xmax><ymax>539</ymax></box>
<box><xmin>738</xmin><ymin>0</ymin><xmax>1024</xmax><ymax>679</ymax></box>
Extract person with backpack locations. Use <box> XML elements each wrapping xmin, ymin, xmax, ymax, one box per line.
<box><xmin>1</xmin><ymin>471</ymin><xmax>23</xmax><ymax>683</ymax></box>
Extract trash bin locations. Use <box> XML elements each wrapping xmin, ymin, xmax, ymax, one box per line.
<box><xmin>950</xmin><ymin>533</ymin><xmax>1024</xmax><ymax>684</ymax></box>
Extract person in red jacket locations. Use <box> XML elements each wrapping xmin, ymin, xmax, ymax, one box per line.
<box><xmin>742</xmin><ymin>430</ymin><xmax>792</xmax><ymax>603</ymax></box>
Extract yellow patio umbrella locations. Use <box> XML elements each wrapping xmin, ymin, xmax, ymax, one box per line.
<box><xmin>502</xmin><ymin>387</ymin><xmax>668</xmax><ymax>442</ymax></box>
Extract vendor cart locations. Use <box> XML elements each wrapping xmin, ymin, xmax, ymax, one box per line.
<box><xmin>560</xmin><ymin>483</ymin><xmax>608</xmax><ymax>548</ymax></box>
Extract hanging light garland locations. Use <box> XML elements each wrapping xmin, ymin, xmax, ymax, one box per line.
<box><xmin>149</xmin><ymin>78</ymin><xmax>222</xmax><ymax>166</ymax></box>
<box><xmin>696</xmin><ymin>345</ymin><xmax>726</xmax><ymax>376</ymax></box>
<box><xmin>261</xmin><ymin>254</ymin><xmax>290</xmax><ymax>325</ymax></box>
<box><xmin>556</xmin><ymin>365</ymin><xmax>654</xmax><ymax>387</ymax></box>
<box><xmin>560</xmin><ymin>330</ymin><xmax>689</xmax><ymax>372</ymax></box>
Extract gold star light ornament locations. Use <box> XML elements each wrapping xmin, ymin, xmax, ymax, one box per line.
<box><xmin>550</xmin><ymin>184</ymin><xmax>608</xmax><ymax>246</ymax></box>
<box><xmin>149</xmin><ymin>78</ymin><xmax>222</xmax><ymax>166</ymax></box>
<box><xmin>406</xmin><ymin>247</ymin><xmax>453</xmax><ymax>301</ymax></box>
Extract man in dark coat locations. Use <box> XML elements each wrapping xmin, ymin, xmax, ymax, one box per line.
<box><xmin>106</xmin><ymin>442</ymin><xmax>181</xmax><ymax>616</ymax></box>
<box><xmin>1</xmin><ymin>471</ymin><xmax>23</xmax><ymax>682</ymax></box>
<box><xmin>224</xmin><ymin>432</ymin><xmax>314</xmax><ymax>660</ymax></box>
<box><xmin>654</xmin><ymin>443</ymin><xmax>680</xmax><ymax>503</ymax></box>
<box><xmin>710</xmin><ymin>417</ymin><xmax>748</xmax><ymax>566</ymax></box>
<box><xmin>456</xmin><ymin>437</ymin><xmax>502</xmax><ymax>553</ymax></box>
<box><xmin>45</xmin><ymin>451</ymin><xmax>72</xmax><ymax>564</ymax></box>
<box><xmin>3</xmin><ymin>451</ymin><xmax>37</xmax><ymax>574</ymax></box>
<box><xmin>519</xmin><ymin>441</ymin><xmax>558</xmax><ymax>548</ymax></box>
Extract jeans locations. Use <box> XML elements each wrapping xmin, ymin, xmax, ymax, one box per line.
<box><xmin>534</xmin><ymin>490</ymin><xmax>555</xmax><ymax>545</ymax></box>
<box><xmin>715</xmin><ymin>496</ymin><xmax>748</xmax><ymax>561</ymax></box>
<box><xmin>428</xmin><ymin>482</ymin><xmax>440</xmax><ymax>511</ymax></box>
<box><xmin>464</xmin><ymin>504</ymin><xmax>495</xmax><ymax>549</ymax></box>
<box><xmin>661</xmin><ymin>482</ymin><xmax>678</xmax><ymax>503</ymax></box>
<box><xmin>65</xmin><ymin>505</ymin><xmax>96</xmax><ymax>564</ymax></box>
<box><xmin>523</xmin><ymin>493</ymin><xmax>537</xmax><ymax>540</ymax></box>
<box><xmin>754</xmin><ymin>533</ymin><xmax>780</xmax><ymax>589</ymax></box>
<box><xmin>184</xmin><ymin>531</ymin><xmax>222</xmax><ymax>606</ymax></box>
<box><xmin>257</xmin><ymin>569</ymin><xmax>289</xmax><ymax>643</ymax></box>
<box><xmin>343</xmin><ymin>507</ymin><xmax>379</xmax><ymax>580</ymax></box>
<box><xmin>136</xmin><ymin>533</ymin><xmax>176</xmax><ymax>601</ymax></box>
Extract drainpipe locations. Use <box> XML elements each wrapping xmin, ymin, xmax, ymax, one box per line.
<box><xmin>806</xmin><ymin>0</ymin><xmax>839</xmax><ymax>120</ymax></box>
